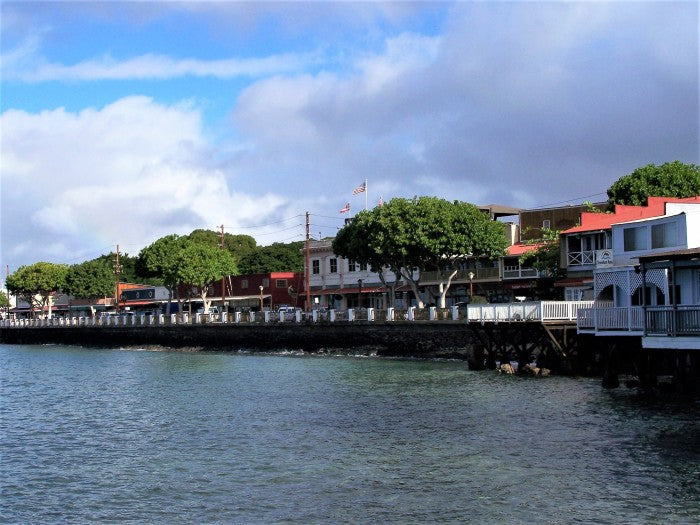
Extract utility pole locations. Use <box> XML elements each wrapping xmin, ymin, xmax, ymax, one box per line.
<box><xmin>114</xmin><ymin>245</ymin><xmax>121</xmax><ymax>313</ymax></box>
<box><xmin>220</xmin><ymin>224</ymin><xmax>226</xmax><ymax>318</ymax></box>
<box><xmin>305</xmin><ymin>211</ymin><xmax>311</xmax><ymax>311</ymax></box>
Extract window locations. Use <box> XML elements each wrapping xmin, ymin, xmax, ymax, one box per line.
<box><xmin>542</xmin><ymin>219</ymin><xmax>551</xmax><ymax>230</ymax></box>
<box><xmin>360</xmin><ymin>263</ymin><xmax>368</xmax><ymax>271</ymax></box>
<box><xmin>276</xmin><ymin>279</ymin><xmax>287</xmax><ymax>288</ymax></box>
<box><xmin>262</xmin><ymin>278</ymin><xmax>270</xmax><ymax>287</ymax></box>
<box><xmin>651</xmin><ymin>222</ymin><xmax>677</xmax><ymax>249</ymax></box>
<box><xmin>241</xmin><ymin>279</ymin><xmax>248</xmax><ymax>289</ymax></box>
<box><xmin>312</xmin><ymin>260</ymin><xmax>320</xmax><ymax>274</ymax></box>
<box><xmin>565</xmin><ymin>288</ymin><xmax>585</xmax><ymax>301</ymax></box>
<box><xmin>348</xmin><ymin>260</ymin><xmax>357</xmax><ymax>272</ymax></box>
<box><xmin>329</xmin><ymin>258</ymin><xmax>338</xmax><ymax>273</ymax></box>
<box><xmin>623</xmin><ymin>226</ymin><xmax>648</xmax><ymax>252</ymax></box>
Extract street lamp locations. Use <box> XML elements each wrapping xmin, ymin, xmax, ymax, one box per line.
<box><xmin>357</xmin><ymin>278</ymin><xmax>363</xmax><ymax>308</ymax></box>
<box><xmin>468</xmin><ymin>271</ymin><xmax>475</xmax><ymax>302</ymax></box>
<box><xmin>259</xmin><ymin>285</ymin><xmax>264</xmax><ymax>312</ymax></box>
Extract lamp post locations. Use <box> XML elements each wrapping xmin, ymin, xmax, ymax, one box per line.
<box><xmin>259</xmin><ymin>285</ymin><xmax>264</xmax><ymax>312</ymax></box>
<box><xmin>357</xmin><ymin>278</ymin><xmax>363</xmax><ymax>309</ymax></box>
<box><xmin>468</xmin><ymin>271</ymin><xmax>475</xmax><ymax>302</ymax></box>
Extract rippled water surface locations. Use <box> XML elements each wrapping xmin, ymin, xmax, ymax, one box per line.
<box><xmin>1</xmin><ymin>344</ymin><xmax>698</xmax><ymax>524</ymax></box>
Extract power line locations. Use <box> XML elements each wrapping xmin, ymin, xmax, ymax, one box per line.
<box><xmin>528</xmin><ymin>192</ymin><xmax>608</xmax><ymax>210</ymax></box>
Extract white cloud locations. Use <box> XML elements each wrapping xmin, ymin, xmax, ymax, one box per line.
<box><xmin>0</xmin><ymin>96</ymin><xmax>290</xmax><ymax>267</ymax></box>
<box><xmin>2</xmin><ymin>39</ymin><xmax>318</xmax><ymax>82</ymax></box>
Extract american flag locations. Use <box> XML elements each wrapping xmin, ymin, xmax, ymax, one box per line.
<box><xmin>352</xmin><ymin>181</ymin><xmax>366</xmax><ymax>195</ymax></box>
<box><xmin>339</xmin><ymin>202</ymin><xmax>350</xmax><ymax>213</ymax></box>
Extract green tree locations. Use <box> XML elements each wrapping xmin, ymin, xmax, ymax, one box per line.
<box><xmin>0</xmin><ymin>290</ymin><xmax>10</xmax><ymax>309</ymax></box>
<box><xmin>6</xmin><ymin>262</ymin><xmax>68</xmax><ymax>318</ymax></box>
<box><xmin>187</xmin><ymin>229</ymin><xmax>257</xmax><ymax>260</ymax></box>
<box><xmin>174</xmin><ymin>241</ymin><xmax>238</xmax><ymax>314</ymax></box>
<box><xmin>64</xmin><ymin>259</ymin><xmax>115</xmax><ymax>314</ymax></box>
<box><xmin>607</xmin><ymin>161</ymin><xmax>700</xmax><ymax>206</ymax></box>
<box><xmin>137</xmin><ymin>234</ymin><xmax>188</xmax><ymax>314</ymax></box>
<box><xmin>518</xmin><ymin>228</ymin><xmax>564</xmax><ymax>278</ymax></box>
<box><xmin>334</xmin><ymin>197</ymin><xmax>508</xmax><ymax>308</ymax></box>
<box><xmin>238</xmin><ymin>241</ymin><xmax>304</xmax><ymax>274</ymax></box>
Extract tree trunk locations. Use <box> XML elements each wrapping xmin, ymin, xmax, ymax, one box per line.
<box><xmin>438</xmin><ymin>269</ymin><xmax>458</xmax><ymax>308</ymax></box>
<box><xmin>401</xmin><ymin>268</ymin><xmax>424</xmax><ymax>308</ymax></box>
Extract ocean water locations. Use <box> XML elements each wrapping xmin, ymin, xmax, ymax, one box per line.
<box><xmin>1</xmin><ymin>344</ymin><xmax>698</xmax><ymax>524</ymax></box>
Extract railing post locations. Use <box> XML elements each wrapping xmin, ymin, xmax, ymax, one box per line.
<box><xmin>312</xmin><ymin>309</ymin><xmax>319</xmax><ymax>322</ymax></box>
<box><xmin>429</xmin><ymin>306</ymin><xmax>437</xmax><ymax>321</ymax></box>
<box><xmin>367</xmin><ymin>308</ymin><xmax>374</xmax><ymax>321</ymax></box>
<box><xmin>330</xmin><ymin>309</ymin><xmax>336</xmax><ymax>322</ymax></box>
<box><xmin>348</xmin><ymin>308</ymin><xmax>355</xmax><ymax>322</ymax></box>
<box><xmin>451</xmin><ymin>306</ymin><xmax>458</xmax><ymax>321</ymax></box>
<box><xmin>387</xmin><ymin>307</ymin><xmax>394</xmax><ymax>321</ymax></box>
<box><xmin>295</xmin><ymin>310</ymin><xmax>301</xmax><ymax>323</ymax></box>
<box><xmin>264</xmin><ymin>311</ymin><xmax>270</xmax><ymax>323</ymax></box>
<box><xmin>407</xmin><ymin>306</ymin><xmax>415</xmax><ymax>321</ymax></box>
<box><xmin>234</xmin><ymin>311</ymin><xmax>241</xmax><ymax>324</ymax></box>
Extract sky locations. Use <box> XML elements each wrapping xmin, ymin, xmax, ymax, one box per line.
<box><xmin>1</xmin><ymin>1</ymin><xmax>698</xmax><ymax>274</ymax></box>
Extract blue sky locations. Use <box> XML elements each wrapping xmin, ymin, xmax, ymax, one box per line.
<box><xmin>1</xmin><ymin>1</ymin><xmax>698</xmax><ymax>273</ymax></box>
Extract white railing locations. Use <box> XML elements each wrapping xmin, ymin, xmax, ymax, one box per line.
<box><xmin>1</xmin><ymin>301</ymin><xmax>597</xmax><ymax>329</ymax></box>
<box><xmin>567</xmin><ymin>251</ymin><xmax>595</xmax><ymax>266</ymax></box>
<box><xmin>645</xmin><ymin>306</ymin><xmax>700</xmax><ymax>336</ymax></box>
<box><xmin>502</xmin><ymin>266</ymin><xmax>539</xmax><ymax>279</ymax></box>
<box><xmin>577</xmin><ymin>307</ymin><xmax>644</xmax><ymax>333</ymax></box>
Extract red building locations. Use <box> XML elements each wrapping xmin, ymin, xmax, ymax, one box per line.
<box><xmin>210</xmin><ymin>272</ymin><xmax>304</xmax><ymax>311</ymax></box>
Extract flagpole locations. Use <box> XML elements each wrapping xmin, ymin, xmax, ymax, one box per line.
<box><xmin>365</xmin><ymin>178</ymin><xmax>368</xmax><ymax>210</ymax></box>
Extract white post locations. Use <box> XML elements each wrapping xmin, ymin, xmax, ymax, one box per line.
<box><xmin>429</xmin><ymin>306</ymin><xmax>437</xmax><ymax>321</ymax></box>
<box><xmin>312</xmin><ymin>309</ymin><xmax>319</xmax><ymax>322</ymax></box>
<box><xmin>451</xmin><ymin>306</ymin><xmax>458</xmax><ymax>321</ymax></box>
<box><xmin>234</xmin><ymin>312</ymin><xmax>241</xmax><ymax>324</ymax></box>
<box><xmin>264</xmin><ymin>311</ymin><xmax>270</xmax><ymax>323</ymax></box>
<box><xmin>295</xmin><ymin>310</ymin><xmax>302</xmax><ymax>323</ymax></box>
<box><xmin>367</xmin><ymin>308</ymin><xmax>374</xmax><ymax>321</ymax></box>
<box><xmin>386</xmin><ymin>307</ymin><xmax>394</xmax><ymax>321</ymax></box>
<box><xmin>330</xmin><ymin>309</ymin><xmax>336</xmax><ymax>322</ymax></box>
<box><xmin>348</xmin><ymin>308</ymin><xmax>355</xmax><ymax>322</ymax></box>
<box><xmin>279</xmin><ymin>311</ymin><xmax>285</xmax><ymax>323</ymax></box>
<box><xmin>408</xmin><ymin>306</ymin><xmax>415</xmax><ymax>321</ymax></box>
<box><xmin>183</xmin><ymin>313</ymin><xmax>189</xmax><ymax>324</ymax></box>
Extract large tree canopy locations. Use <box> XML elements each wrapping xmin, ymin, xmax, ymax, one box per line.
<box><xmin>6</xmin><ymin>262</ymin><xmax>68</xmax><ymax>318</ymax></box>
<box><xmin>174</xmin><ymin>241</ymin><xmax>238</xmax><ymax>313</ymax></box>
<box><xmin>607</xmin><ymin>161</ymin><xmax>700</xmax><ymax>206</ymax></box>
<box><xmin>334</xmin><ymin>197</ymin><xmax>508</xmax><ymax>308</ymax></box>
<box><xmin>238</xmin><ymin>241</ymin><xmax>304</xmax><ymax>274</ymax></box>
<box><xmin>137</xmin><ymin>234</ymin><xmax>189</xmax><ymax>313</ymax></box>
<box><xmin>187</xmin><ymin>229</ymin><xmax>257</xmax><ymax>260</ymax></box>
<box><xmin>65</xmin><ymin>259</ymin><xmax>115</xmax><ymax>300</ymax></box>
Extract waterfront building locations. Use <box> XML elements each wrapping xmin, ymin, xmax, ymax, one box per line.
<box><xmin>557</xmin><ymin>196</ymin><xmax>700</xmax><ymax>301</ymax></box>
<box><xmin>305</xmin><ymin>239</ymin><xmax>414</xmax><ymax>310</ymax></box>
<box><xmin>210</xmin><ymin>272</ymin><xmax>304</xmax><ymax>312</ymax></box>
<box><xmin>576</xmin><ymin>198</ymin><xmax>700</xmax><ymax>348</ymax></box>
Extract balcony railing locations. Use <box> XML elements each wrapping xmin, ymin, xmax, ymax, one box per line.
<box><xmin>567</xmin><ymin>250</ymin><xmax>595</xmax><ymax>267</ymax></box>
<box><xmin>419</xmin><ymin>267</ymin><xmax>500</xmax><ymax>284</ymax></box>
<box><xmin>577</xmin><ymin>305</ymin><xmax>700</xmax><ymax>336</ymax></box>
<box><xmin>502</xmin><ymin>266</ymin><xmax>539</xmax><ymax>279</ymax></box>
<box><xmin>645</xmin><ymin>306</ymin><xmax>700</xmax><ymax>336</ymax></box>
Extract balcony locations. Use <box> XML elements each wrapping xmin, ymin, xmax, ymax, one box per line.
<box><xmin>502</xmin><ymin>266</ymin><xmax>539</xmax><ymax>279</ymax></box>
<box><xmin>419</xmin><ymin>268</ymin><xmax>500</xmax><ymax>285</ymax></box>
